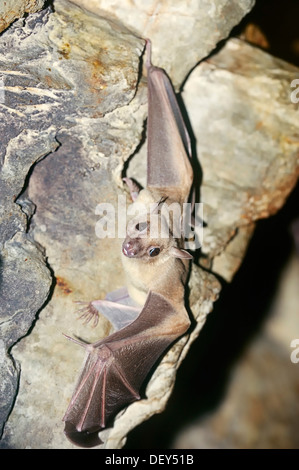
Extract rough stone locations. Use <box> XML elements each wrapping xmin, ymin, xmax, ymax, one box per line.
<box><xmin>0</xmin><ymin>0</ymin><xmax>44</xmax><ymax>33</ymax></box>
<box><xmin>0</xmin><ymin>0</ymin><xmax>145</xmax><ymax>446</ymax></box>
<box><xmin>0</xmin><ymin>124</ymin><xmax>55</xmax><ymax>437</ymax></box>
<box><xmin>0</xmin><ymin>341</ymin><xmax>20</xmax><ymax>438</ymax></box>
<box><xmin>173</xmin><ymin>253</ymin><xmax>299</xmax><ymax>449</ymax></box>
<box><xmin>68</xmin><ymin>0</ymin><xmax>256</xmax><ymax>88</ymax></box>
<box><xmin>183</xmin><ymin>38</ymin><xmax>299</xmax><ymax>280</ymax></box>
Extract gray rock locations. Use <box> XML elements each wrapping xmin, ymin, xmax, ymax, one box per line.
<box><xmin>0</xmin><ymin>0</ymin><xmax>44</xmax><ymax>33</ymax></box>
<box><xmin>183</xmin><ymin>38</ymin><xmax>299</xmax><ymax>280</ymax></box>
<box><xmin>68</xmin><ymin>0</ymin><xmax>256</xmax><ymax>88</ymax></box>
<box><xmin>0</xmin><ymin>341</ymin><xmax>20</xmax><ymax>438</ymax></box>
<box><xmin>173</xmin><ymin>251</ymin><xmax>299</xmax><ymax>449</ymax></box>
<box><xmin>0</xmin><ymin>128</ymin><xmax>56</xmax><ymax>436</ymax></box>
<box><xmin>0</xmin><ymin>0</ymin><xmax>145</xmax><ymax>445</ymax></box>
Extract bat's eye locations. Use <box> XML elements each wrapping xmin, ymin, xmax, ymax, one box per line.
<box><xmin>135</xmin><ymin>222</ymin><xmax>147</xmax><ymax>232</ymax></box>
<box><xmin>148</xmin><ymin>247</ymin><xmax>160</xmax><ymax>257</ymax></box>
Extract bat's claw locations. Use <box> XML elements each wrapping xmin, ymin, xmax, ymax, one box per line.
<box><xmin>122</xmin><ymin>177</ymin><xmax>141</xmax><ymax>201</ymax></box>
<box><xmin>73</xmin><ymin>301</ymin><xmax>99</xmax><ymax>327</ymax></box>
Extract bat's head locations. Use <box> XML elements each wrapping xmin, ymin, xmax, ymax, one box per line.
<box><xmin>122</xmin><ymin>197</ymin><xmax>192</xmax><ymax>262</ymax></box>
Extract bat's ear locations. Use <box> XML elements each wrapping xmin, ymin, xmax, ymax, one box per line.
<box><xmin>169</xmin><ymin>247</ymin><xmax>193</xmax><ymax>259</ymax></box>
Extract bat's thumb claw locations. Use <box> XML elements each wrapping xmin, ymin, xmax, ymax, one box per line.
<box><xmin>64</xmin><ymin>422</ymin><xmax>102</xmax><ymax>448</ymax></box>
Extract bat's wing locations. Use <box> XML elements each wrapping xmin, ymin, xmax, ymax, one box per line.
<box><xmin>145</xmin><ymin>40</ymin><xmax>193</xmax><ymax>203</ymax></box>
<box><xmin>63</xmin><ymin>291</ymin><xmax>189</xmax><ymax>447</ymax></box>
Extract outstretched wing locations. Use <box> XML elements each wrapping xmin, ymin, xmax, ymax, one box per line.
<box><xmin>63</xmin><ymin>291</ymin><xmax>189</xmax><ymax>447</ymax></box>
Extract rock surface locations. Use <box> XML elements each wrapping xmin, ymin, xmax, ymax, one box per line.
<box><xmin>68</xmin><ymin>0</ymin><xmax>256</xmax><ymax>88</ymax></box>
<box><xmin>0</xmin><ymin>0</ymin><xmax>298</xmax><ymax>450</ymax></box>
<box><xmin>172</xmin><ymin>251</ymin><xmax>299</xmax><ymax>449</ymax></box>
<box><xmin>184</xmin><ymin>38</ymin><xmax>299</xmax><ymax>281</ymax></box>
<box><xmin>0</xmin><ymin>0</ymin><xmax>44</xmax><ymax>33</ymax></box>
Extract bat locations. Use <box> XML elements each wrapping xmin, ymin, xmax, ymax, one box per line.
<box><xmin>63</xmin><ymin>39</ymin><xmax>194</xmax><ymax>448</ymax></box>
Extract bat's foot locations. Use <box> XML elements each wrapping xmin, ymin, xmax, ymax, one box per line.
<box><xmin>73</xmin><ymin>291</ymin><xmax>141</xmax><ymax>332</ymax></box>
<box><xmin>122</xmin><ymin>177</ymin><xmax>141</xmax><ymax>201</ymax></box>
<box><xmin>74</xmin><ymin>301</ymin><xmax>99</xmax><ymax>327</ymax></box>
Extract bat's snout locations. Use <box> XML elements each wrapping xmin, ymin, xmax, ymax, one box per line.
<box><xmin>122</xmin><ymin>240</ymin><xmax>139</xmax><ymax>258</ymax></box>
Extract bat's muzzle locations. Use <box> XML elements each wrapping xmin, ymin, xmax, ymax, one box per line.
<box><xmin>122</xmin><ymin>240</ymin><xmax>139</xmax><ymax>258</ymax></box>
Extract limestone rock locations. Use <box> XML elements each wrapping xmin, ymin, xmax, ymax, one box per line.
<box><xmin>0</xmin><ymin>127</ymin><xmax>55</xmax><ymax>434</ymax></box>
<box><xmin>0</xmin><ymin>0</ymin><xmax>145</xmax><ymax>446</ymax></box>
<box><xmin>173</xmin><ymin>254</ymin><xmax>299</xmax><ymax>449</ymax></box>
<box><xmin>173</xmin><ymin>332</ymin><xmax>299</xmax><ymax>449</ymax></box>
<box><xmin>0</xmin><ymin>342</ymin><xmax>20</xmax><ymax>438</ymax></box>
<box><xmin>183</xmin><ymin>38</ymin><xmax>299</xmax><ymax>280</ymax></box>
<box><xmin>68</xmin><ymin>0</ymin><xmax>256</xmax><ymax>88</ymax></box>
<box><xmin>0</xmin><ymin>0</ymin><xmax>44</xmax><ymax>33</ymax></box>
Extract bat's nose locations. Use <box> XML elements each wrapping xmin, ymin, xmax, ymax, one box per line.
<box><xmin>122</xmin><ymin>240</ymin><xmax>138</xmax><ymax>258</ymax></box>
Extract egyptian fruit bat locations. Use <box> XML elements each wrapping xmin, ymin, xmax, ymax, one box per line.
<box><xmin>63</xmin><ymin>39</ymin><xmax>194</xmax><ymax>448</ymax></box>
